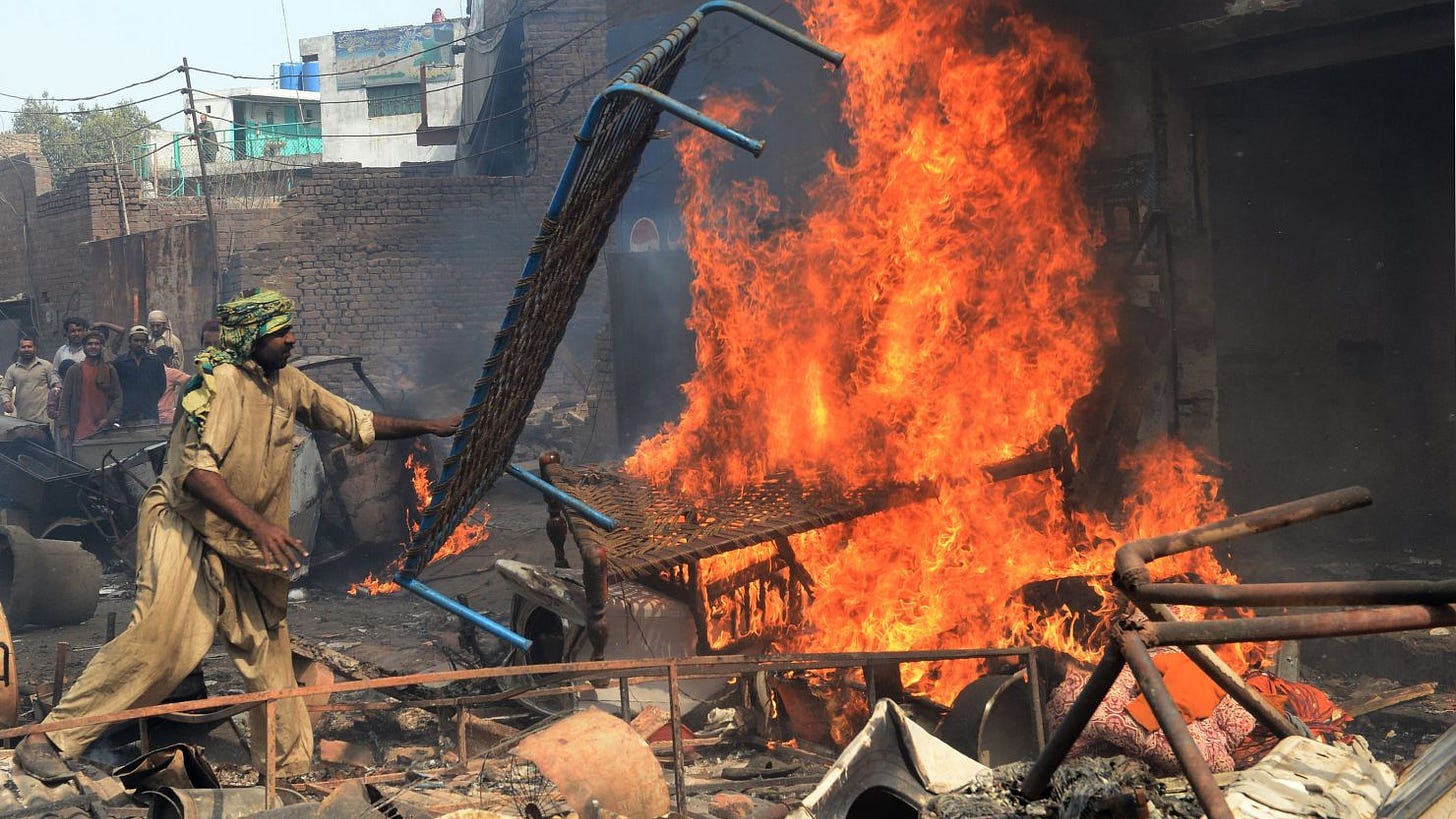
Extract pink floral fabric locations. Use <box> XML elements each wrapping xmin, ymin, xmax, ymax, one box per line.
<box><xmin>1046</xmin><ymin>648</ymin><xmax>1257</xmax><ymax>774</ymax></box>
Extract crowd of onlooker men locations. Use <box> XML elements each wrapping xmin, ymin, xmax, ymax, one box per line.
<box><xmin>1</xmin><ymin>310</ymin><xmax>220</xmax><ymax>457</ymax></box>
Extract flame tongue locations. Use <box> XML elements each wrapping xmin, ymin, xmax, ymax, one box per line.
<box><xmin>350</xmin><ymin>452</ymin><xmax>490</xmax><ymax>596</ymax></box>
<box><xmin>626</xmin><ymin>0</ymin><xmax>1243</xmax><ymax>698</ymax></box>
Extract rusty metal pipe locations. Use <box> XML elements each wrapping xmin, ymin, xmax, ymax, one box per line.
<box><xmin>1118</xmin><ymin>631</ymin><xmax>1233</xmax><ymax>819</ymax></box>
<box><xmin>1</xmin><ymin>647</ymin><xmax>1030</xmax><ymax>742</ymax></box>
<box><xmin>1134</xmin><ymin>579</ymin><xmax>1456</xmax><ymax>607</ymax></box>
<box><xmin>1145</xmin><ymin>604</ymin><xmax>1300</xmax><ymax>738</ymax></box>
<box><xmin>668</xmin><ymin>663</ymin><xmax>687</xmax><ymax>816</ymax></box>
<box><xmin>1146</xmin><ymin>604</ymin><xmax>1456</xmax><ymax>646</ymax></box>
<box><xmin>1020</xmin><ymin>642</ymin><xmax>1125</xmax><ymax>799</ymax></box>
<box><xmin>1113</xmin><ymin>487</ymin><xmax>1371</xmax><ymax>591</ymax></box>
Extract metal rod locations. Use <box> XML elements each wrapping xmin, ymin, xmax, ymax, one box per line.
<box><xmin>456</xmin><ymin>705</ymin><xmax>467</xmax><ymax>761</ymax></box>
<box><xmin>619</xmin><ymin>675</ymin><xmax>631</xmax><ymax>717</ymax></box>
<box><xmin>668</xmin><ymin>662</ymin><xmax>687</xmax><ymax>816</ymax></box>
<box><xmin>396</xmin><ymin>576</ymin><xmax>532</xmax><ymax>653</ymax></box>
<box><xmin>1134</xmin><ymin>579</ymin><xmax>1456</xmax><ymax>607</ymax></box>
<box><xmin>51</xmin><ymin>642</ymin><xmax>68</xmax><ymax>707</ymax></box>
<box><xmin>263</xmin><ymin>700</ymin><xmax>277</xmax><ymax>807</ymax></box>
<box><xmin>697</xmin><ymin>0</ymin><xmax>845</xmax><ymax>66</ymax></box>
<box><xmin>1114</xmin><ymin>487</ymin><xmax>1371</xmax><ymax>589</ymax></box>
<box><xmin>1</xmin><ymin>647</ymin><xmax>1025</xmax><ymax>741</ymax></box>
<box><xmin>603</xmin><ymin>83</ymin><xmax>765</xmax><ymax>156</ymax></box>
<box><xmin>1145</xmin><ymin>603</ymin><xmax>1299</xmax><ymax>738</ymax></box>
<box><xmin>1147</xmin><ymin>604</ymin><xmax>1456</xmax><ymax>646</ymax></box>
<box><xmin>1021</xmin><ymin>642</ymin><xmax>1125</xmax><ymax>799</ymax></box>
<box><xmin>1118</xmin><ymin>631</ymin><xmax>1232</xmax><ymax>819</ymax></box>
<box><xmin>1025</xmin><ymin>651</ymin><xmax>1046</xmax><ymax>750</ymax></box>
<box><xmin>505</xmin><ymin>464</ymin><xmax>617</xmax><ymax>530</ymax></box>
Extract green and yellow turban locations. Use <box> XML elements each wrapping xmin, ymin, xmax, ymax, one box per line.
<box><xmin>182</xmin><ymin>289</ymin><xmax>297</xmax><ymax>428</ymax></box>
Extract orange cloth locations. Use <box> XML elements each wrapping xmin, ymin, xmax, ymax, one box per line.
<box><xmin>74</xmin><ymin>360</ymin><xmax>113</xmax><ymax>441</ymax></box>
<box><xmin>1125</xmin><ymin>652</ymin><xmax>1226</xmax><ymax>732</ymax></box>
<box><xmin>1232</xmin><ymin>672</ymin><xmax>1354</xmax><ymax>768</ymax></box>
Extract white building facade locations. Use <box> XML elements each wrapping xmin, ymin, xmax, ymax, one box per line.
<box><xmin>300</xmin><ymin>20</ymin><xmax>465</xmax><ymax>167</ymax></box>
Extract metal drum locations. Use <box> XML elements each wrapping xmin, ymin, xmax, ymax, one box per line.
<box><xmin>935</xmin><ymin>670</ymin><xmax>1041</xmax><ymax>767</ymax></box>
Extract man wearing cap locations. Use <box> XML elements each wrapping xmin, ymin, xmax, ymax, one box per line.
<box><xmin>148</xmin><ymin>309</ymin><xmax>185</xmax><ymax>369</ymax></box>
<box><xmin>56</xmin><ymin>329</ymin><xmax>122</xmax><ymax>455</ymax></box>
<box><xmin>16</xmin><ymin>289</ymin><xmax>461</xmax><ymax>783</ymax></box>
<box><xmin>113</xmin><ymin>325</ymin><xmax>168</xmax><ymax>424</ymax></box>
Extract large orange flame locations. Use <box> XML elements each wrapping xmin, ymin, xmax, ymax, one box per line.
<box><xmin>625</xmin><ymin>0</ymin><xmax>1244</xmax><ymax>699</ymax></box>
<box><xmin>349</xmin><ymin>452</ymin><xmax>491</xmax><ymax>595</ymax></box>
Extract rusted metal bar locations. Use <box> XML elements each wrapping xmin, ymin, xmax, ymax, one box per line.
<box><xmin>1025</xmin><ymin>650</ymin><xmax>1046</xmax><ymax>749</ymax></box>
<box><xmin>51</xmin><ymin>642</ymin><xmax>68</xmax><ymax>706</ymax></box>
<box><xmin>456</xmin><ymin>705</ymin><xmax>468</xmax><ymax>760</ymax></box>
<box><xmin>668</xmin><ymin>663</ymin><xmax>687</xmax><ymax>816</ymax></box>
<box><xmin>1020</xmin><ymin>642</ymin><xmax>1125</xmax><ymax>799</ymax></box>
<box><xmin>1145</xmin><ymin>603</ymin><xmax>1300</xmax><ymax>738</ymax></box>
<box><xmin>1113</xmin><ymin>487</ymin><xmax>1371</xmax><ymax>591</ymax></box>
<box><xmin>1118</xmin><ymin>630</ymin><xmax>1232</xmax><ymax>819</ymax></box>
<box><xmin>1146</xmin><ymin>604</ymin><xmax>1456</xmax><ymax>646</ymax></box>
<box><xmin>619</xmin><ymin>676</ymin><xmax>631</xmax><ymax>717</ymax></box>
<box><xmin>0</xmin><ymin>647</ymin><xmax>1028</xmax><ymax>742</ymax></box>
<box><xmin>1132</xmin><ymin>579</ymin><xmax>1456</xmax><ymax>607</ymax></box>
<box><xmin>262</xmin><ymin>700</ymin><xmax>276</xmax><ymax>807</ymax></box>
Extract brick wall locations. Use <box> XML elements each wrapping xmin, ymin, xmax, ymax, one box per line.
<box><xmin>0</xmin><ymin>158</ymin><xmax>208</xmax><ymax>343</ymax></box>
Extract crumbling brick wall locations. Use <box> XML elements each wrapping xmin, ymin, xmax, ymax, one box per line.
<box><xmin>0</xmin><ymin>157</ymin><xmax>208</xmax><ymax>336</ymax></box>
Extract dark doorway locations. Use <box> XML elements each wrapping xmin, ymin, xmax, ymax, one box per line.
<box><xmin>1206</xmin><ymin>47</ymin><xmax>1455</xmax><ymax>574</ymax></box>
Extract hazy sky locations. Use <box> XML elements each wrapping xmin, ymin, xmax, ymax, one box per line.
<box><xmin>0</xmin><ymin>1</ymin><xmax>468</xmax><ymax>132</ymax></box>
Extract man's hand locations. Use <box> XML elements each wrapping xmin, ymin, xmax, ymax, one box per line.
<box><xmin>2</xmin><ymin>401</ymin><xmax>13</xmax><ymax>415</ymax></box>
<box><xmin>429</xmin><ymin>413</ymin><xmax>463</xmax><ymax>437</ymax></box>
<box><xmin>248</xmin><ymin>519</ymin><xmax>309</xmax><ymax>572</ymax></box>
<box><xmin>184</xmin><ymin>469</ymin><xmax>308</xmax><ymax>572</ymax></box>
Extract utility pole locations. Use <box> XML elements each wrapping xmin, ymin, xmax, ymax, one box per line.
<box><xmin>109</xmin><ymin>141</ymin><xmax>131</xmax><ymax>236</ymax></box>
<box><xmin>181</xmin><ymin>57</ymin><xmax>221</xmax><ymax>307</ymax></box>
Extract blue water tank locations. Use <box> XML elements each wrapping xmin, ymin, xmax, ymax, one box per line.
<box><xmin>300</xmin><ymin>61</ymin><xmax>320</xmax><ymax>92</ymax></box>
<box><xmin>279</xmin><ymin>62</ymin><xmax>302</xmax><ymax>90</ymax></box>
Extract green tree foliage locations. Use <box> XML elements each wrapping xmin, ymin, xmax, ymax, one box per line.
<box><xmin>9</xmin><ymin>95</ymin><xmax>155</xmax><ymax>179</ymax></box>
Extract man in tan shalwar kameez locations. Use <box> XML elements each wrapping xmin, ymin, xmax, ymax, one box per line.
<box><xmin>16</xmin><ymin>289</ymin><xmax>459</xmax><ymax>782</ymax></box>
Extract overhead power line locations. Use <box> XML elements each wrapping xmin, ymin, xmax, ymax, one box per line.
<box><xmin>0</xmin><ymin>67</ymin><xmax>180</xmax><ymax>103</ymax></box>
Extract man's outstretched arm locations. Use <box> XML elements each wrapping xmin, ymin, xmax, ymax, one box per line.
<box><xmin>373</xmin><ymin>413</ymin><xmax>461</xmax><ymax>440</ymax></box>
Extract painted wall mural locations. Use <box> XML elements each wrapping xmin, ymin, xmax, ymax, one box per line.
<box><xmin>334</xmin><ymin>22</ymin><xmax>459</xmax><ymax>90</ymax></box>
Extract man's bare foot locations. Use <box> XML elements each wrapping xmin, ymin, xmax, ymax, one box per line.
<box><xmin>14</xmin><ymin>734</ymin><xmax>76</xmax><ymax>784</ymax></box>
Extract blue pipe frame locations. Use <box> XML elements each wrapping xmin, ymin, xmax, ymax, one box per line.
<box><xmin>397</xmin><ymin>575</ymin><xmax>533</xmax><ymax>653</ymax></box>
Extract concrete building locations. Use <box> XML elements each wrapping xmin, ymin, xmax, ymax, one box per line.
<box><xmin>135</xmin><ymin>88</ymin><xmax>322</xmax><ymax>194</ymax></box>
<box><xmin>300</xmin><ymin>20</ymin><xmax>466</xmax><ymax>167</ymax></box>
